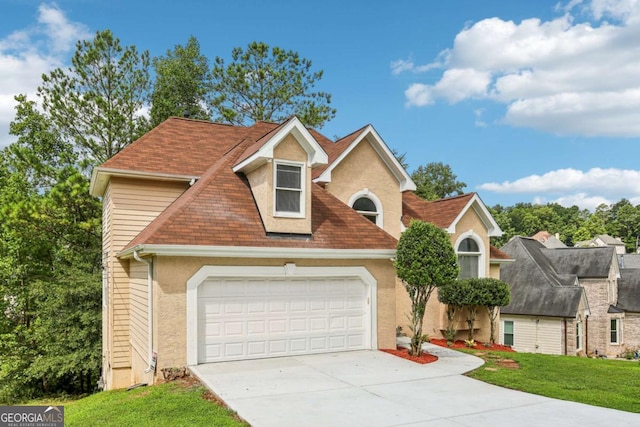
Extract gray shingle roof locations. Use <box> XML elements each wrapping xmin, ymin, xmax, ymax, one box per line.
<box><xmin>500</xmin><ymin>237</ymin><xmax>584</xmax><ymax>317</ymax></box>
<box><xmin>541</xmin><ymin>247</ymin><xmax>615</xmax><ymax>278</ymax></box>
<box><xmin>617</xmin><ymin>269</ymin><xmax>640</xmax><ymax>313</ymax></box>
<box><xmin>619</xmin><ymin>254</ymin><xmax>640</xmax><ymax>269</ymax></box>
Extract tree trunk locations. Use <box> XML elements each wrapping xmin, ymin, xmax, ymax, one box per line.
<box><xmin>466</xmin><ymin>306</ymin><xmax>478</xmax><ymax>341</ymax></box>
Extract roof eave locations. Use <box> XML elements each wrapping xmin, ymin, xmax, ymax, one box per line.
<box><xmin>446</xmin><ymin>193</ymin><xmax>503</xmax><ymax>237</ymax></box>
<box><xmin>119</xmin><ymin>244</ymin><xmax>396</xmax><ymax>260</ymax></box>
<box><xmin>233</xmin><ymin>117</ymin><xmax>328</xmax><ymax>173</ymax></box>
<box><xmin>490</xmin><ymin>258</ymin><xmax>516</xmax><ymax>264</ymax></box>
<box><xmin>89</xmin><ymin>167</ymin><xmax>199</xmax><ymax>197</ymax></box>
<box><xmin>313</xmin><ymin>125</ymin><xmax>416</xmax><ymax>192</ymax></box>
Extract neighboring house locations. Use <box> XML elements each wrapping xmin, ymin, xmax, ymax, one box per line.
<box><xmin>90</xmin><ymin>116</ymin><xmax>508</xmax><ymax>390</ymax></box>
<box><xmin>500</xmin><ymin>236</ymin><xmax>637</xmax><ymax>357</ymax></box>
<box><xmin>617</xmin><ymin>269</ymin><xmax>640</xmax><ymax>350</ymax></box>
<box><xmin>575</xmin><ymin>234</ymin><xmax>626</xmax><ymax>255</ymax></box>
<box><xmin>531</xmin><ymin>231</ymin><xmax>567</xmax><ymax>248</ymax></box>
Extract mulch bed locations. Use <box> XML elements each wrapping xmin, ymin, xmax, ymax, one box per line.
<box><xmin>429</xmin><ymin>338</ymin><xmax>515</xmax><ymax>352</ymax></box>
<box><xmin>381</xmin><ymin>347</ymin><xmax>438</xmax><ymax>364</ymax></box>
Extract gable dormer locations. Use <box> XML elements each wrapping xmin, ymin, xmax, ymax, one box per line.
<box><xmin>313</xmin><ymin>125</ymin><xmax>415</xmax><ymax>239</ymax></box>
<box><xmin>233</xmin><ymin>117</ymin><xmax>328</xmax><ymax>235</ymax></box>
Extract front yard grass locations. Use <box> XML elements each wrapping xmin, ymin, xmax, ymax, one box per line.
<box><xmin>62</xmin><ymin>379</ymin><xmax>247</xmax><ymax>427</ymax></box>
<box><xmin>465</xmin><ymin>350</ymin><xmax>640</xmax><ymax>413</ymax></box>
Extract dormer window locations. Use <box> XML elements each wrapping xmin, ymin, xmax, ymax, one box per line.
<box><xmin>274</xmin><ymin>161</ymin><xmax>304</xmax><ymax>217</ymax></box>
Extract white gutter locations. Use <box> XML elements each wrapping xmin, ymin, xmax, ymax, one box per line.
<box><xmin>120</xmin><ymin>244</ymin><xmax>396</xmax><ymax>260</ymax></box>
<box><xmin>133</xmin><ymin>250</ymin><xmax>154</xmax><ymax>374</ymax></box>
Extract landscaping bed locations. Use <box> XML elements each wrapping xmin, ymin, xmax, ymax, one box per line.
<box><xmin>430</xmin><ymin>338</ymin><xmax>515</xmax><ymax>352</ymax></box>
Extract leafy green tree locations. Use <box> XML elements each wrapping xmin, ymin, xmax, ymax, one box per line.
<box><xmin>150</xmin><ymin>36</ymin><xmax>212</xmax><ymax>126</ymax></box>
<box><xmin>607</xmin><ymin>200</ymin><xmax>640</xmax><ymax>252</ymax></box>
<box><xmin>395</xmin><ymin>220</ymin><xmax>459</xmax><ymax>356</ymax></box>
<box><xmin>411</xmin><ymin>162</ymin><xmax>466</xmax><ymax>201</ymax></box>
<box><xmin>39</xmin><ymin>29</ymin><xmax>151</xmax><ymax>164</ymax></box>
<box><xmin>573</xmin><ymin>214</ymin><xmax>607</xmax><ymax>243</ymax></box>
<box><xmin>210</xmin><ymin>41</ymin><xmax>336</xmax><ymax>128</ymax></box>
<box><xmin>478</xmin><ymin>278</ymin><xmax>510</xmax><ymax>345</ymax></box>
<box><xmin>437</xmin><ymin>280</ymin><xmax>467</xmax><ymax>342</ymax></box>
<box><xmin>0</xmin><ymin>97</ymin><xmax>101</xmax><ymax>402</ymax></box>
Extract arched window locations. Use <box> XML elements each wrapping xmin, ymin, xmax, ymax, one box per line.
<box><xmin>457</xmin><ymin>237</ymin><xmax>480</xmax><ymax>278</ymax></box>
<box><xmin>353</xmin><ymin>197</ymin><xmax>379</xmax><ymax>224</ymax></box>
<box><xmin>349</xmin><ymin>190</ymin><xmax>383</xmax><ymax>227</ymax></box>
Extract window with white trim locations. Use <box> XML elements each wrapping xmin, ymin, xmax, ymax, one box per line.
<box><xmin>610</xmin><ymin>318</ymin><xmax>621</xmax><ymax>344</ymax></box>
<box><xmin>274</xmin><ymin>161</ymin><xmax>304</xmax><ymax>216</ymax></box>
<box><xmin>503</xmin><ymin>320</ymin><xmax>514</xmax><ymax>346</ymax></box>
<box><xmin>458</xmin><ymin>238</ymin><xmax>480</xmax><ymax>278</ymax></box>
<box><xmin>353</xmin><ymin>197</ymin><xmax>379</xmax><ymax>225</ymax></box>
<box><xmin>576</xmin><ymin>317</ymin><xmax>582</xmax><ymax>351</ymax></box>
<box><xmin>349</xmin><ymin>190</ymin><xmax>383</xmax><ymax>228</ymax></box>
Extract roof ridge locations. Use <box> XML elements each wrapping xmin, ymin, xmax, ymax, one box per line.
<box><xmin>514</xmin><ymin>237</ymin><xmax>567</xmax><ymax>287</ymax></box>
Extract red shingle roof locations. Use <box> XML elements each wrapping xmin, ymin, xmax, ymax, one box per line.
<box><xmin>312</xmin><ymin>125</ymin><xmax>368</xmax><ymax>179</ymax></box>
<box><xmin>101</xmin><ymin>117</ymin><xmax>280</xmax><ymax>176</ymax></box>
<box><xmin>119</xmin><ymin>119</ymin><xmax>397</xmax><ymax>251</ymax></box>
<box><xmin>402</xmin><ymin>192</ymin><xmax>475</xmax><ymax>229</ymax></box>
<box><xmin>490</xmin><ymin>245</ymin><xmax>512</xmax><ymax>260</ymax></box>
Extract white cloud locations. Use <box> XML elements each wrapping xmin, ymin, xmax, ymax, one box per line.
<box><xmin>0</xmin><ymin>3</ymin><xmax>90</xmax><ymax>148</ymax></box>
<box><xmin>533</xmin><ymin>193</ymin><xmax>611</xmax><ymax>210</ymax></box>
<box><xmin>405</xmin><ymin>68</ymin><xmax>490</xmax><ymax>106</ymax></box>
<box><xmin>395</xmin><ymin>0</ymin><xmax>640</xmax><ymax>137</ymax></box>
<box><xmin>480</xmin><ymin>167</ymin><xmax>640</xmax><ymax>209</ymax></box>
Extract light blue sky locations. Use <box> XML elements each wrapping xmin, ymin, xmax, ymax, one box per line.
<box><xmin>2</xmin><ymin>0</ymin><xmax>639</xmax><ymax>209</ymax></box>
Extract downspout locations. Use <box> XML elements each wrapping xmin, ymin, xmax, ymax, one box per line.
<box><xmin>133</xmin><ymin>250</ymin><xmax>154</xmax><ymax>373</ymax></box>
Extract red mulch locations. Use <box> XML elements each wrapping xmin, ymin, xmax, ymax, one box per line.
<box><xmin>429</xmin><ymin>338</ymin><xmax>515</xmax><ymax>352</ymax></box>
<box><xmin>381</xmin><ymin>347</ymin><xmax>438</xmax><ymax>364</ymax></box>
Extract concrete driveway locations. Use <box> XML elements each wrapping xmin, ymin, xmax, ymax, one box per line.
<box><xmin>190</xmin><ymin>344</ymin><xmax>640</xmax><ymax>427</ymax></box>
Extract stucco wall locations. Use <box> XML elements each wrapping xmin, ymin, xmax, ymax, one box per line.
<box><xmin>324</xmin><ymin>138</ymin><xmax>403</xmax><ymax>239</ymax></box>
<box><xmin>246</xmin><ymin>134</ymin><xmax>312</xmax><ymax>234</ymax></box>
<box><xmin>148</xmin><ymin>256</ymin><xmax>396</xmax><ymax>382</ymax></box>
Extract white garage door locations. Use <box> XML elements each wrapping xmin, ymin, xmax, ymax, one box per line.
<box><xmin>197</xmin><ymin>277</ymin><xmax>370</xmax><ymax>363</ymax></box>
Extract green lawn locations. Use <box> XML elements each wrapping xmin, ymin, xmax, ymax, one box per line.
<box><xmin>58</xmin><ymin>380</ymin><xmax>247</xmax><ymax>427</ymax></box>
<box><xmin>465</xmin><ymin>350</ymin><xmax>640</xmax><ymax>413</ymax></box>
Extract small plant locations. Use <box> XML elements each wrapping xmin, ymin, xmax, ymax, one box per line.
<box><xmin>464</xmin><ymin>339</ymin><xmax>476</xmax><ymax>348</ymax></box>
<box><xmin>396</xmin><ymin>326</ymin><xmax>406</xmax><ymax>337</ymax></box>
<box><xmin>443</xmin><ymin>327</ymin><xmax>457</xmax><ymax>345</ymax></box>
<box><xmin>620</xmin><ymin>347</ymin><xmax>639</xmax><ymax>360</ymax></box>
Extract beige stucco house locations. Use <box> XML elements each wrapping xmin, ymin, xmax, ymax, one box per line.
<box><xmin>91</xmin><ymin>116</ymin><xmax>508</xmax><ymax>390</ymax></box>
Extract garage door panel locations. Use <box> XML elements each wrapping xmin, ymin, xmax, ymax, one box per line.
<box><xmin>197</xmin><ymin>277</ymin><xmax>370</xmax><ymax>363</ymax></box>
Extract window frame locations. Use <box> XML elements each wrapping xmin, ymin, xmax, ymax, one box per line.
<box><xmin>610</xmin><ymin>318</ymin><xmax>622</xmax><ymax>344</ymax></box>
<box><xmin>348</xmin><ymin>189</ymin><xmax>383</xmax><ymax>228</ymax></box>
<box><xmin>454</xmin><ymin>232</ymin><xmax>485</xmax><ymax>279</ymax></box>
<box><xmin>503</xmin><ymin>320</ymin><xmax>514</xmax><ymax>347</ymax></box>
<box><xmin>273</xmin><ymin>160</ymin><xmax>305</xmax><ymax>218</ymax></box>
<box><xmin>576</xmin><ymin>317</ymin><xmax>582</xmax><ymax>351</ymax></box>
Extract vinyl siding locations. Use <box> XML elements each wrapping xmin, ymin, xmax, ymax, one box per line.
<box><xmin>129</xmin><ymin>260</ymin><xmax>149</xmax><ymax>362</ymax></box>
<box><xmin>501</xmin><ymin>316</ymin><xmax>563</xmax><ymax>355</ymax></box>
<box><xmin>105</xmin><ymin>178</ymin><xmax>188</xmax><ymax>369</ymax></box>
